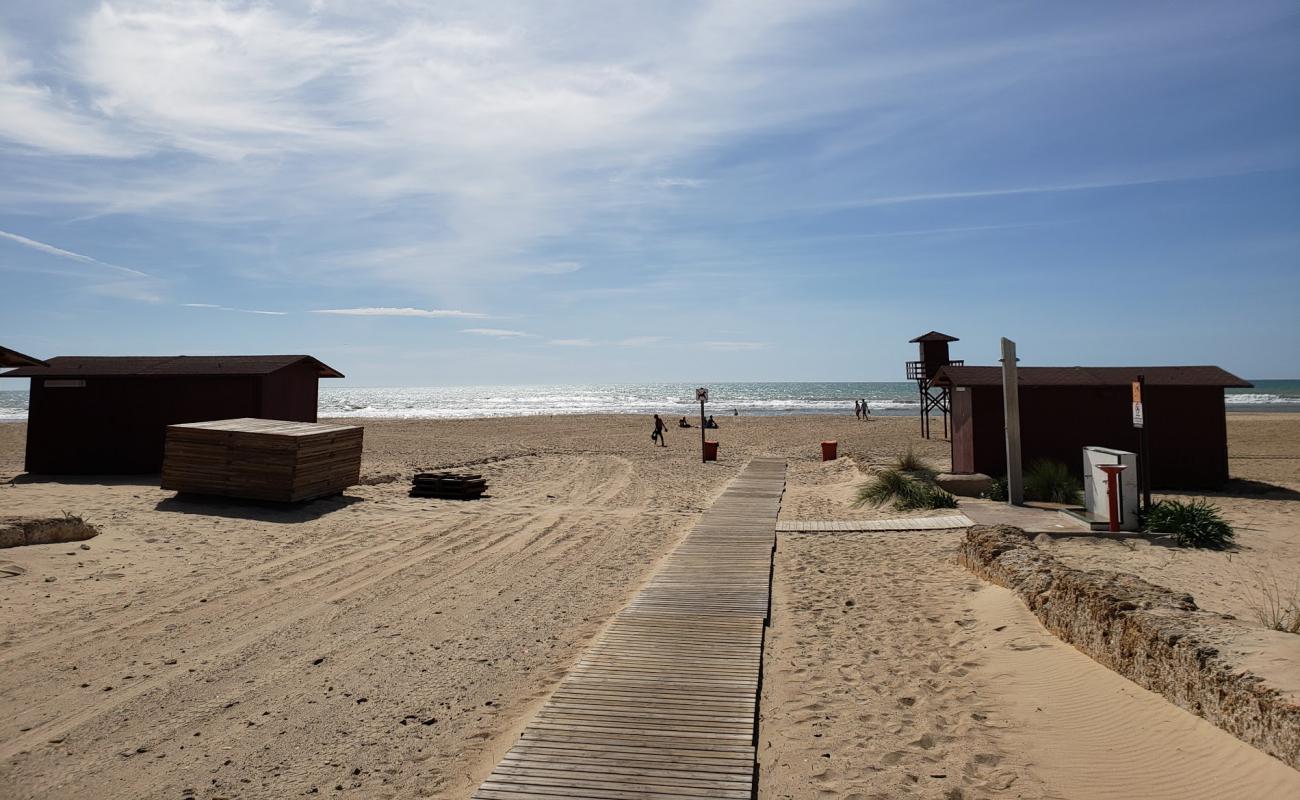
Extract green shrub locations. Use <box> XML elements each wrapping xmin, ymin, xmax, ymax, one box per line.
<box><xmin>1023</xmin><ymin>460</ymin><xmax>1082</xmax><ymax>505</ymax></box>
<box><xmin>981</xmin><ymin>475</ymin><xmax>1008</xmax><ymax>501</ymax></box>
<box><xmin>854</xmin><ymin>468</ymin><xmax>918</xmax><ymax>508</ymax></box>
<box><xmin>893</xmin><ymin>447</ymin><xmax>936</xmax><ymax>480</ymax></box>
<box><xmin>912</xmin><ymin>483</ymin><xmax>959</xmax><ymax>510</ymax></box>
<box><xmin>854</xmin><ymin>468</ymin><xmax>958</xmax><ymax>511</ymax></box>
<box><xmin>1144</xmin><ymin>499</ymin><xmax>1235</xmax><ymax>549</ymax></box>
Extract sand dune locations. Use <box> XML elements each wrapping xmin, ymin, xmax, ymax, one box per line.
<box><xmin>971</xmin><ymin>584</ymin><xmax>1300</xmax><ymax>799</ymax></box>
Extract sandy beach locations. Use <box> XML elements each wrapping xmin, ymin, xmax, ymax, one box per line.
<box><xmin>1</xmin><ymin>413</ymin><xmax>1298</xmax><ymax>798</ymax></box>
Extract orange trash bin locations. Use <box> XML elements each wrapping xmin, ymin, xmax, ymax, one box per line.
<box><xmin>703</xmin><ymin>441</ymin><xmax>719</xmax><ymax>461</ymax></box>
<box><xmin>821</xmin><ymin>440</ymin><xmax>838</xmax><ymax>461</ymax></box>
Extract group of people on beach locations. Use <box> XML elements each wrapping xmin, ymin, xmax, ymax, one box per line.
<box><xmin>854</xmin><ymin>398</ymin><xmax>871</xmax><ymax>420</ymax></box>
<box><xmin>653</xmin><ymin>412</ymin><xmax>725</xmax><ymax>446</ymax></box>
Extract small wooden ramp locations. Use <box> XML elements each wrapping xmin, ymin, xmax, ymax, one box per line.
<box><xmin>473</xmin><ymin>457</ymin><xmax>786</xmax><ymax>799</ymax></box>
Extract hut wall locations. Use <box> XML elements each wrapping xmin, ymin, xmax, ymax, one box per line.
<box><xmin>950</xmin><ymin>387</ymin><xmax>975</xmax><ymax>473</ymax></box>
<box><xmin>962</xmin><ymin>385</ymin><xmax>1230</xmax><ymax>489</ymax></box>
<box><xmin>257</xmin><ymin>362</ymin><xmax>320</xmax><ymax>422</ymax></box>
<box><xmin>1144</xmin><ymin>386</ymin><xmax>1230</xmax><ymax>488</ymax></box>
<box><xmin>25</xmin><ymin>376</ymin><xmax>262</xmax><ymax>474</ymax></box>
<box><xmin>919</xmin><ymin>341</ymin><xmax>951</xmax><ymax>379</ymax></box>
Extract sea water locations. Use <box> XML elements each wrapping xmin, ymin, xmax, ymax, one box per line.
<box><xmin>2</xmin><ymin>380</ymin><xmax>1298</xmax><ymax>421</ymax></box>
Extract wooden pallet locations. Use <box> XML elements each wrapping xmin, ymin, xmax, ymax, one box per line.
<box><xmin>410</xmin><ymin>471</ymin><xmax>488</xmax><ymax>500</ymax></box>
<box><xmin>473</xmin><ymin>457</ymin><xmax>786</xmax><ymax>799</ymax></box>
<box><xmin>161</xmin><ymin>418</ymin><xmax>363</xmax><ymax>503</ymax></box>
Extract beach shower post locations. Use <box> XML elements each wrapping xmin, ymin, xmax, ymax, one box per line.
<box><xmin>1001</xmin><ymin>337</ymin><xmax>1024</xmax><ymax>505</ymax></box>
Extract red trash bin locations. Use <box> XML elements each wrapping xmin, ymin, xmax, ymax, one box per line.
<box><xmin>703</xmin><ymin>441</ymin><xmax>719</xmax><ymax>461</ymax></box>
<box><xmin>821</xmin><ymin>440</ymin><xmax>838</xmax><ymax>461</ymax></box>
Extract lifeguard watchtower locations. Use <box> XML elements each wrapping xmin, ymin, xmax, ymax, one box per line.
<box><xmin>905</xmin><ymin>331</ymin><xmax>962</xmax><ymax>438</ymax></box>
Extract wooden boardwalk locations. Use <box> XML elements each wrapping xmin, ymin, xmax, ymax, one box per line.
<box><xmin>775</xmin><ymin>514</ymin><xmax>972</xmax><ymax>533</ymax></box>
<box><xmin>473</xmin><ymin>457</ymin><xmax>787</xmax><ymax>799</ymax></box>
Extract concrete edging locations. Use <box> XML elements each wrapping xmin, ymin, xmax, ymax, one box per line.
<box><xmin>959</xmin><ymin>524</ymin><xmax>1300</xmax><ymax>769</ymax></box>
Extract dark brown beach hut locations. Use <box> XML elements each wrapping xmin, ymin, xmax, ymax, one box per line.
<box><xmin>0</xmin><ymin>355</ymin><xmax>343</xmax><ymax>474</ymax></box>
<box><xmin>930</xmin><ymin>365</ymin><xmax>1251</xmax><ymax>489</ymax></box>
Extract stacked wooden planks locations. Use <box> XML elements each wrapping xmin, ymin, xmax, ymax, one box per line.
<box><xmin>409</xmin><ymin>472</ymin><xmax>488</xmax><ymax>500</ymax></box>
<box><xmin>161</xmin><ymin>417</ymin><xmax>363</xmax><ymax>502</ymax></box>
<box><xmin>473</xmin><ymin>457</ymin><xmax>786</xmax><ymax>799</ymax></box>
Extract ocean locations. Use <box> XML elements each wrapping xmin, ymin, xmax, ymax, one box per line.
<box><xmin>2</xmin><ymin>380</ymin><xmax>1299</xmax><ymax>421</ymax></box>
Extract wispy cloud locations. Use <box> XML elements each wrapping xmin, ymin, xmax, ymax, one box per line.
<box><xmin>835</xmin><ymin>167</ymin><xmax>1281</xmax><ymax>210</ymax></box>
<box><xmin>312</xmin><ymin>307</ymin><xmax>487</xmax><ymax>319</ymax></box>
<box><xmin>183</xmin><ymin>303</ymin><xmax>286</xmax><ymax>316</ymax></box>
<box><xmin>617</xmin><ymin>336</ymin><xmax>666</xmax><ymax>347</ymax></box>
<box><xmin>655</xmin><ymin>177</ymin><xmax>706</xmax><ymax>189</ymax></box>
<box><xmin>523</xmin><ymin>261</ymin><xmax>583</xmax><ymax>275</ymax></box>
<box><xmin>461</xmin><ymin>328</ymin><xmax>531</xmax><ymax>338</ymax></box>
<box><xmin>0</xmin><ymin>229</ymin><xmax>148</xmax><ymax>277</ymax></box>
<box><xmin>548</xmin><ymin>338</ymin><xmax>597</xmax><ymax>347</ymax></box>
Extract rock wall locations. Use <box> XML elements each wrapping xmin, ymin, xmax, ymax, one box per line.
<box><xmin>0</xmin><ymin>516</ymin><xmax>99</xmax><ymax>548</ymax></box>
<box><xmin>960</xmin><ymin>524</ymin><xmax>1300</xmax><ymax>770</ymax></box>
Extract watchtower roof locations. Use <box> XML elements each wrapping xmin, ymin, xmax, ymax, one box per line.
<box><xmin>909</xmin><ymin>331</ymin><xmax>959</xmax><ymax>343</ymax></box>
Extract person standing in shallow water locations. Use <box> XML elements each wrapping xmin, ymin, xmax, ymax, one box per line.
<box><xmin>652</xmin><ymin>414</ymin><xmax>668</xmax><ymax>447</ymax></box>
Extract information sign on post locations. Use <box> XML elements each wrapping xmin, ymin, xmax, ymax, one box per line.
<box><xmin>1134</xmin><ymin>376</ymin><xmax>1151</xmax><ymax>512</ymax></box>
<box><xmin>696</xmin><ymin>388</ymin><xmax>708</xmax><ymax>462</ymax></box>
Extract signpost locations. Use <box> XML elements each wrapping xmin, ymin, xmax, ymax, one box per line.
<box><xmin>1001</xmin><ymin>338</ymin><xmax>1023</xmax><ymax>506</ymax></box>
<box><xmin>1133</xmin><ymin>376</ymin><xmax>1151</xmax><ymax>512</ymax></box>
<box><xmin>696</xmin><ymin>387</ymin><xmax>709</xmax><ymax>463</ymax></box>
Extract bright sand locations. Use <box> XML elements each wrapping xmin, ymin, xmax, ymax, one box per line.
<box><xmin>0</xmin><ymin>413</ymin><xmax>1297</xmax><ymax>798</ymax></box>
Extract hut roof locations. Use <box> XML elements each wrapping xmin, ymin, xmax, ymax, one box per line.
<box><xmin>0</xmin><ymin>346</ymin><xmax>48</xmax><ymax>368</ymax></box>
<box><xmin>909</xmin><ymin>331</ymin><xmax>959</xmax><ymax>343</ymax></box>
<box><xmin>931</xmin><ymin>365</ymin><xmax>1251</xmax><ymax>389</ymax></box>
<box><xmin>0</xmin><ymin>355</ymin><xmax>343</xmax><ymax>379</ymax></box>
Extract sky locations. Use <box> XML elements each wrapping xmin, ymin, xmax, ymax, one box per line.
<box><xmin>0</xmin><ymin>0</ymin><xmax>1297</xmax><ymax>385</ymax></box>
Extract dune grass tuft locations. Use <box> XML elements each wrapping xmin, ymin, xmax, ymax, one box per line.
<box><xmin>854</xmin><ymin>468</ymin><xmax>957</xmax><ymax>511</ymax></box>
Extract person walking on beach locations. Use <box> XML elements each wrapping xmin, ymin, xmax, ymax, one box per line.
<box><xmin>861</xmin><ymin>398</ymin><xmax>870</xmax><ymax>420</ymax></box>
<box><xmin>652</xmin><ymin>414</ymin><xmax>668</xmax><ymax>447</ymax></box>
<box><xmin>854</xmin><ymin>399</ymin><xmax>862</xmax><ymax>420</ymax></box>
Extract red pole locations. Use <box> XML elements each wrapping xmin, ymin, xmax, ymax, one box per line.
<box><xmin>1098</xmin><ymin>464</ymin><xmax>1128</xmax><ymax>532</ymax></box>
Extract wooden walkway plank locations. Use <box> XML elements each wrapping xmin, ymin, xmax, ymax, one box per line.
<box><xmin>472</xmin><ymin>457</ymin><xmax>786</xmax><ymax>799</ymax></box>
<box><xmin>774</xmin><ymin>513</ymin><xmax>972</xmax><ymax>532</ymax></box>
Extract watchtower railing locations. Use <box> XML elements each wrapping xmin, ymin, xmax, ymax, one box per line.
<box><xmin>906</xmin><ymin>359</ymin><xmax>963</xmax><ymax>381</ymax></box>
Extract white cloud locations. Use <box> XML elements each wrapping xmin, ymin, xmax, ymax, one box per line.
<box><xmin>548</xmin><ymin>338</ymin><xmax>596</xmax><ymax>347</ymax></box>
<box><xmin>312</xmin><ymin>307</ymin><xmax>487</xmax><ymax>318</ymax></box>
<box><xmin>0</xmin><ymin>42</ymin><xmax>141</xmax><ymax>157</ymax></box>
<box><xmin>461</xmin><ymin>328</ymin><xmax>531</xmax><ymax>338</ymax></box>
<box><xmin>0</xmin><ymin>2</ymin><xmax>847</xmax><ymax>287</ymax></box>
<box><xmin>0</xmin><ymin>228</ymin><xmax>148</xmax><ymax>277</ymax></box>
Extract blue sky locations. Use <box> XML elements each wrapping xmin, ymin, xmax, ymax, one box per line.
<box><xmin>1</xmin><ymin>1</ymin><xmax>1297</xmax><ymax>385</ymax></box>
